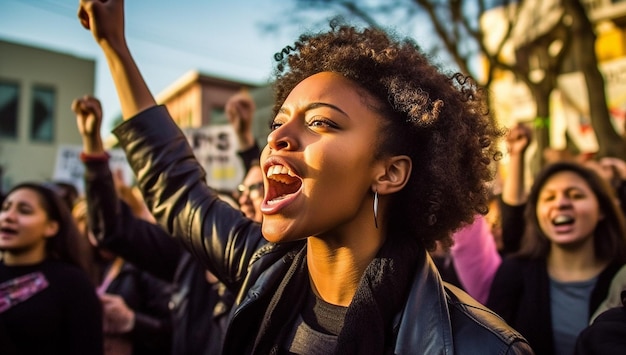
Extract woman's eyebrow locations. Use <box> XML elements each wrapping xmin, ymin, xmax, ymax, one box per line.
<box><xmin>306</xmin><ymin>102</ymin><xmax>348</xmax><ymax>116</ymax></box>
<box><xmin>278</xmin><ymin>102</ymin><xmax>349</xmax><ymax>117</ymax></box>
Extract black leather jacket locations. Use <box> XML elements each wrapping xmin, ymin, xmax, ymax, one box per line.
<box><xmin>113</xmin><ymin>106</ymin><xmax>534</xmax><ymax>354</ymax></box>
<box><xmin>84</xmin><ymin>160</ymin><xmax>233</xmax><ymax>355</ymax></box>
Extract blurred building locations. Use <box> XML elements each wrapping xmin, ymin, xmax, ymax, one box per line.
<box><xmin>0</xmin><ymin>39</ymin><xmax>95</xmax><ymax>193</ymax></box>
<box><xmin>152</xmin><ymin>69</ymin><xmax>271</xmax><ymax>192</ymax></box>
<box><xmin>0</xmin><ymin>39</ymin><xmax>273</xmax><ymax>196</ymax></box>
<box><xmin>155</xmin><ymin>69</ymin><xmax>259</xmax><ymax>128</ymax></box>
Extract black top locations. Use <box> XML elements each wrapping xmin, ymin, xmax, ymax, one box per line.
<box><xmin>487</xmin><ymin>257</ymin><xmax>622</xmax><ymax>355</ymax></box>
<box><xmin>0</xmin><ymin>259</ymin><xmax>103</xmax><ymax>355</ymax></box>
<box><xmin>575</xmin><ymin>290</ymin><xmax>626</xmax><ymax>355</ymax></box>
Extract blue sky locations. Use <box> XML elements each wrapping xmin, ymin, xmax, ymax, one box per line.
<box><xmin>0</xmin><ymin>0</ymin><xmax>326</xmax><ymax>133</ymax></box>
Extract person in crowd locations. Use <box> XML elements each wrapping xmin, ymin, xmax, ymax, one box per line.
<box><xmin>72</xmin><ymin>198</ymin><xmax>173</xmax><ymax>355</ymax></box>
<box><xmin>589</xmin><ymin>263</ymin><xmax>626</xmax><ymax>321</ymax></box>
<box><xmin>226</xmin><ymin>89</ymin><xmax>262</xmax><ymax>173</ymax></box>
<box><xmin>582</xmin><ymin>156</ymin><xmax>626</xmax><ymax>216</ymax></box>
<box><xmin>225</xmin><ymin>90</ymin><xmax>265</xmax><ymax>210</ymax></box>
<box><xmin>501</xmin><ymin>122</ymin><xmax>626</xmax><ymax>254</ymax></box>
<box><xmin>437</xmin><ymin>127</ymin><xmax>521</xmax><ymax>305</ymax></box>
<box><xmin>43</xmin><ymin>181</ymin><xmax>81</xmax><ymax>212</ymax></box>
<box><xmin>77</xmin><ymin>0</ymin><xmax>533</xmax><ymax>353</ymax></box>
<box><xmin>487</xmin><ymin>161</ymin><xmax>626</xmax><ymax>355</ymax></box>
<box><xmin>448</xmin><ymin>214</ymin><xmax>502</xmax><ymax>305</ymax></box>
<box><xmin>0</xmin><ymin>182</ymin><xmax>103</xmax><ymax>354</ymax></box>
<box><xmin>574</xmin><ymin>161</ymin><xmax>626</xmax><ymax>354</ymax></box>
<box><xmin>486</xmin><ymin>170</ymin><xmax>505</xmax><ymax>253</ymax></box>
<box><xmin>72</xmin><ymin>94</ymin><xmax>236</xmax><ymax>355</ymax></box>
<box><xmin>236</xmin><ymin>161</ymin><xmax>264</xmax><ymax>222</ymax></box>
<box><xmin>575</xmin><ymin>291</ymin><xmax>626</xmax><ymax>355</ymax></box>
<box><xmin>432</xmin><ymin>175</ymin><xmax>503</xmax><ymax>305</ymax></box>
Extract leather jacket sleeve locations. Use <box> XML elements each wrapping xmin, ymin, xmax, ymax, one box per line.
<box><xmin>84</xmin><ymin>159</ymin><xmax>183</xmax><ymax>282</ymax></box>
<box><xmin>113</xmin><ymin>105</ymin><xmax>266</xmax><ymax>289</ymax></box>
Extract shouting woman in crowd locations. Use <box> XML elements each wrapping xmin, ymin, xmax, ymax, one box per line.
<box><xmin>77</xmin><ymin>0</ymin><xmax>533</xmax><ymax>353</ymax></box>
<box><xmin>488</xmin><ymin>161</ymin><xmax>626</xmax><ymax>355</ymax></box>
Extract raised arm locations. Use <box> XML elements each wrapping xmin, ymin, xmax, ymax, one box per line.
<box><xmin>76</xmin><ymin>2</ymin><xmax>266</xmax><ymax>288</ymax></box>
<box><xmin>78</xmin><ymin>0</ymin><xmax>155</xmax><ymax>118</ymax></box>
<box><xmin>225</xmin><ymin>90</ymin><xmax>261</xmax><ymax>172</ymax></box>
<box><xmin>500</xmin><ymin>123</ymin><xmax>532</xmax><ymax>255</ymax></box>
<box><xmin>501</xmin><ymin>123</ymin><xmax>532</xmax><ymax>206</ymax></box>
<box><xmin>72</xmin><ymin>95</ymin><xmax>183</xmax><ymax>281</ymax></box>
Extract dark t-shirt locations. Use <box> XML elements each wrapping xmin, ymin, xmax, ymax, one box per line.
<box><xmin>0</xmin><ymin>259</ymin><xmax>103</xmax><ymax>355</ymax></box>
<box><xmin>284</xmin><ymin>285</ymin><xmax>347</xmax><ymax>354</ymax></box>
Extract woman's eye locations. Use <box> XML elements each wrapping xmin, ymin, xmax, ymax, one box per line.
<box><xmin>269</xmin><ymin>121</ymin><xmax>283</xmax><ymax>131</ymax></box>
<box><xmin>307</xmin><ymin>118</ymin><xmax>337</xmax><ymax>129</ymax></box>
<box><xmin>18</xmin><ymin>206</ymin><xmax>33</xmax><ymax>215</ymax></box>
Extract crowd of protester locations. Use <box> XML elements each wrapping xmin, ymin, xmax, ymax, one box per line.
<box><xmin>2</xmin><ymin>0</ymin><xmax>626</xmax><ymax>353</ymax></box>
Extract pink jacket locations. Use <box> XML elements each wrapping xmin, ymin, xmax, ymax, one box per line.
<box><xmin>451</xmin><ymin>215</ymin><xmax>502</xmax><ymax>304</ymax></box>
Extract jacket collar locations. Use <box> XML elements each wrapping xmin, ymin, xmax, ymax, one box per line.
<box><xmin>394</xmin><ymin>249</ymin><xmax>454</xmax><ymax>354</ymax></box>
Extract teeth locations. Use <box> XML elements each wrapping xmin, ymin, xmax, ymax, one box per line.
<box><xmin>553</xmin><ymin>215</ymin><xmax>574</xmax><ymax>225</ymax></box>
<box><xmin>267</xmin><ymin>165</ymin><xmax>295</xmax><ymax>178</ymax></box>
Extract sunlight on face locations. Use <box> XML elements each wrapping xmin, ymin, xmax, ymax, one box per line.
<box><xmin>536</xmin><ymin>171</ymin><xmax>602</xmax><ymax>249</ymax></box>
<box><xmin>259</xmin><ymin>72</ymin><xmax>384</xmax><ymax>243</ymax></box>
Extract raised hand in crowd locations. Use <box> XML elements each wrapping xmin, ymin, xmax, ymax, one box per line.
<box><xmin>225</xmin><ymin>90</ymin><xmax>257</xmax><ymax>152</ymax></box>
<box><xmin>72</xmin><ymin>95</ymin><xmax>106</xmax><ymax>155</ymax></box>
<box><xmin>503</xmin><ymin>122</ymin><xmax>532</xmax><ymax>206</ymax></box>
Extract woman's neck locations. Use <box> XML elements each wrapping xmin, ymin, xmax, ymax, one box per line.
<box><xmin>307</xmin><ymin>229</ymin><xmax>384</xmax><ymax>307</ymax></box>
<box><xmin>547</xmin><ymin>240</ymin><xmax>607</xmax><ymax>282</ymax></box>
<box><xmin>3</xmin><ymin>246</ymin><xmax>47</xmax><ymax>266</ymax></box>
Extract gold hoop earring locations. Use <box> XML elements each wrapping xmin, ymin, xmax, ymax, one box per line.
<box><xmin>373</xmin><ymin>190</ymin><xmax>379</xmax><ymax>229</ymax></box>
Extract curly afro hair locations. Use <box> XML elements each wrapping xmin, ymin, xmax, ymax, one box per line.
<box><xmin>271</xmin><ymin>20</ymin><xmax>504</xmax><ymax>250</ymax></box>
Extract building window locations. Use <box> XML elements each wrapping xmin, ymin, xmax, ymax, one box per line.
<box><xmin>30</xmin><ymin>85</ymin><xmax>55</xmax><ymax>142</ymax></box>
<box><xmin>211</xmin><ymin>107</ymin><xmax>226</xmax><ymax>124</ymax></box>
<box><xmin>0</xmin><ymin>81</ymin><xmax>19</xmax><ymax>139</ymax></box>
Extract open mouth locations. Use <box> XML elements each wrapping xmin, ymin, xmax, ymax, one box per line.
<box><xmin>552</xmin><ymin>215</ymin><xmax>575</xmax><ymax>226</ymax></box>
<box><xmin>0</xmin><ymin>226</ymin><xmax>17</xmax><ymax>236</ymax></box>
<box><xmin>265</xmin><ymin>164</ymin><xmax>303</xmax><ymax>204</ymax></box>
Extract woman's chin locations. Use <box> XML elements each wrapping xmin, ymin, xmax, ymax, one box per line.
<box><xmin>261</xmin><ymin>218</ymin><xmax>298</xmax><ymax>243</ymax></box>
<box><xmin>261</xmin><ymin>226</ymin><xmax>285</xmax><ymax>243</ymax></box>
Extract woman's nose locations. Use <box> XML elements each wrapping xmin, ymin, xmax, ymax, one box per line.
<box><xmin>0</xmin><ymin>209</ymin><xmax>15</xmax><ymax>221</ymax></box>
<box><xmin>555</xmin><ymin>194</ymin><xmax>572</xmax><ymax>208</ymax></box>
<box><xmin>238</xmin><ymin>192</ymin><xmax>250</xmax><ymax>205</ymax></box>
<box><xmin>267</xmin><ymin>120</ymin><xmax>299</xmax><ymax>151</ymax></box>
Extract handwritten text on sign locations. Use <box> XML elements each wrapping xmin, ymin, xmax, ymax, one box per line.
<box><xmin>182</xmin><ymin>125</ymin><xmax>244</xmax><ymax>191</ymax></box>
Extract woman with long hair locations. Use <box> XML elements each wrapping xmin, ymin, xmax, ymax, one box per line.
<box><xmin>488</xmin><ymin>161</ymin><xmax>626</xmax><ymax>355</ymax></box>
<box><xmin>0</xmin><ymin>182</ymin><xmax>103</xmax><ymax>354</ymax></box>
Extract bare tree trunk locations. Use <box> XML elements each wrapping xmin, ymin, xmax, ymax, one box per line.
<box><xmin>532</xmin><ymin>86</ymin><xmax>552</xmax><ymax>174</ymax></box>
<box><xmin>563</xmin><ymin>0</ymin><xmax>626</xmax><ymax>159</ymax></box>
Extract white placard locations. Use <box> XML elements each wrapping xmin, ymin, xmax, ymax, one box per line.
<box><xmin>182</xmin><ymin>124</ymin><xmax>244</xmax><ymax>192</ymax></box>
<box><xmin>52</xmin><ymin>144</ymin><xmax>134</xmax><ymax>195</ymax></box>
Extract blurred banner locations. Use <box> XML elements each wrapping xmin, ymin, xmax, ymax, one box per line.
<box><xmin>181</xmin><ymin>124</ymin><xmax>244</xmax><ymax>192</ymax></box>
<box><xmin>52</xmin><ymin>145</ymin><xmax>133</xmax><ymax>195</ymax></box>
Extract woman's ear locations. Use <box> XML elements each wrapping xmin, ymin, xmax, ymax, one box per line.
<box><xmin>374</xmin><ymin>155</ymin><xmax>411</xmax><ymax>195</ymax></box>
<box><xmin>44</xmin><ymin>220</ymin><xmax>59</xmax><ymax>239</ymax></box>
